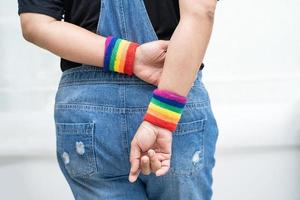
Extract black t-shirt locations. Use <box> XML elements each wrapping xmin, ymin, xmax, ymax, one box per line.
<box><xmin>18</xmin><ymin>0</ymin><xmax>210</xmax><ymax>72</ymax></box>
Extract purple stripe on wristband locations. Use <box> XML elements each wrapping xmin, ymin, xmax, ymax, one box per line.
<box><xmin>153</xmin><ymin>89</ymin><xmax>187</xmax><ymax>104</ymax></box>
<box><xmin>105</xmin><ymin>36</ymin><xmax>113</xmax><ymax>49</ymax></box>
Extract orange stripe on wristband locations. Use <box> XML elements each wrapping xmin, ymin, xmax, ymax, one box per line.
<box><xmin>118</xmin><ymin>41</ymin><xmax>130</xmax><ymax>73</ymax></box>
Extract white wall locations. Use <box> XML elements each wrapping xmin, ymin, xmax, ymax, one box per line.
<box><xmin>0</xmin><ymin>0</ymin><xmax>299</xmax><ymax>199</ymax></box>
<box><xmin>205</xmin><ymin>1</ymin><xmax>300</xmax><ymax>199</ymax></box>
<box><xmin>205</xmin><ymin>0</ymin><xmax>300</xmax><ymax>148</ymax></box>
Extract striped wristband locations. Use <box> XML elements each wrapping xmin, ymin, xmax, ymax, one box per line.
<box><xmin>144</xmin><ymin>89</ymin><xmax>187</xmax><ymax>132</ymax></box>
<box><xmin>103</xmin><ymin>36</ymin><xmax>139</xmax><ymax>76</ymax></box>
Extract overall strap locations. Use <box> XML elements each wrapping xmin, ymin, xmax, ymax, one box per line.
<box><xmin>97</xmin><ymin>0</ymin><xmax>158</xmax><ymax>44</ymax></box>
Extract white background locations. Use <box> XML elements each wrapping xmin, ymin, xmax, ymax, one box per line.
<box><xmin>0</xmin><ymin>0</ymin><xmax>299</xmax><ymax>199</ymax></box>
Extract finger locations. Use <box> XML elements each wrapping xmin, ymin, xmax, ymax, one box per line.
<box><xmin>155</xmin><ymin>159</ymin><xmax>171</xmax><ymax>176</ymax></box>
<box><xmin>148</xmin><ymin>149</ymin><xmax>161</xmax><ymax>172</ymax></box>
<box><xmin>141</xmin><ymin>155</ymin><xmax>151</xmax><ymax>175</ymax></box>
<box><xmin>155</xmin><ymin>166</ymin><xmax>170</xmax><ymax>176</ymax></box>
<box><xmin>155</xmin><ymin>153</ymin><xmax>171</xmax><ymax>162</ymax></box>
<box><xmin>129</xmin><ymin>139</ymin><xmax>142</xmax><ymax>183</ymax></box>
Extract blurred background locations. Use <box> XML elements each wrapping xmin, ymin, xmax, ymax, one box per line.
<box><xmin>1</xmin><ymin>0</ymin><xmax>299</xmax><ymax>199</ymax></box>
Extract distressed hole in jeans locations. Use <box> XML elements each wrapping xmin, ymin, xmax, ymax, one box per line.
<box><xmin>62</xmin><ymin>152</ymin><xmax>70</xmax><ymax>165</ymax></box>
<box><xmin>76</xmin><ymin>141</ymin><xmax>85</xmax><ymax>155</ymax></box>
<box><xmin>192</xmin><ymin>150</ymin><xmax>202</xmax><ymax>165</ymax></box>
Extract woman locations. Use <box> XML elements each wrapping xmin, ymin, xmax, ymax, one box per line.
<box><xmin>18</xmin><ymin>0</ymin><xmax>219</xmax><ymax>199</ymax></box>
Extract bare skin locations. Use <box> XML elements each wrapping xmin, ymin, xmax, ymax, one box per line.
<box><xmin>129</xmin><ymin>0</ymin><xmax>217</xmax><ymax>182</ymax></box>
<box><xmin>19</xmin><ymin>13</ymin><xmax>169</xmax><ymax>86</ymax></box>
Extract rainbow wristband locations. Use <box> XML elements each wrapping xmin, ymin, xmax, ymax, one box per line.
<box><xmin>103</xmin><ymin>36</ymin><xmax>139</xmax><ymax>76</ymax></box>
<box><xmin>144</xmin><ymin>89</ymin><xmax>187</xmax><ymax>132</ymax></box>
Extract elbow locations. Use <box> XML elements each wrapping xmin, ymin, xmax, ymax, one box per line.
<box><xmin>21</xmin><ymin>20</ymin><xmax>35</xmax><ymax>43</ymax></box>
<box><xmin>20</xmin><ymin>14</ymin><xmax>39</xmax><ymax>43</ymax></box>
<box><xmin>181</xmin><ymin>0</ymin><xmax>217</xmax><ymax>23</ymax></box>
<box><xmin>200</xmin><ymin>2</ymin><xmax>216</xmax><ymax>22</ymax></box>
<box><xmin>20</xmin><ymin>13</ymin><xmax>55</xmax><ymax>44</ymax></box>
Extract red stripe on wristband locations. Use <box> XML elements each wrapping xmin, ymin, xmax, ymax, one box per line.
<box><xmin>124</xmin><ymin>43</ymin><xmax>139</xmax><ymax>76</ymax></box>
<box><xmin>144</xmin><ymin>112</ymin><xmax>177</xmax><ymax>132</ymax></box>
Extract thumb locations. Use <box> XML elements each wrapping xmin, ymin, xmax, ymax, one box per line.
<box><xmin>158</xmin><ymin>40</ymin><xmax>170</xmax><ymax>50</ymax></box>
<box><xmin>129</xmin><ymin>139</ymin><xmax>141</xmax><ymax>183</ymax></box>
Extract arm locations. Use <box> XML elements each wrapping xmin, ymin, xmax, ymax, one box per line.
<box><xmin>19</xmin><ymin>13</ymin><xmax>168</xmax><ymax>85</ymax></box>
<box><xmin>158</xmin><ymin>0</ymin><xmax>217</xmax><ymax>96</ymax></box>
<box><xmin>129</xmin><ymin>0</ymin><xmax>217</xmax><ymax>182</ymax></box>
<box><xmin>20</xmin><ymin>13</ymin><xmax>106</xmax><ymax>67</ymax></box>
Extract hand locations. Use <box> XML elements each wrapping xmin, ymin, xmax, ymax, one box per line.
<box><xmin>129</xmin><ymin>121</ymin><xmax>172</xmax><ymax>183</ymax></box>
<box><xmin>139</xmin><ymin>149</ymin><xmax>164</xmax><ymax>176</ymax></box>
<box><xmin>133</xmin><ymin>40</ymin><xmax>169</xmax><ymax>86</ymax></box>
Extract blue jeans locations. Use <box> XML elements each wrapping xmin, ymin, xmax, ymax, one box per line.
<box><xmin>54</xmin><ymin>65</ymin><xmax>219</xmax><ymax>200</ymax></box>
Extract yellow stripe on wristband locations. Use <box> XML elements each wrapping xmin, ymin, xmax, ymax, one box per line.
<box><xmin>147</xmin><ymin>108</ymin><xmax>179</xmax><ymax>124</ymax></box>
<box><xmin>114</xmin><ymin>40</ymin><xmax>126</xmax><ymax>72</ymax></box>
<box><xmin>148</xmin><ymin>102</ymin><xmax>181</xmax><ymax>120</ymax></box>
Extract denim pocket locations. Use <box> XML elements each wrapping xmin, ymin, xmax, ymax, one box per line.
<box><xmin>169</xmin><ymin>119</ymin><xmax>206</xmax><ymax>176</ymax></box>
<box><xmin>55</xmin><ymin>122</ymin><xmax>98</xmax><ymax>178</ymax></box>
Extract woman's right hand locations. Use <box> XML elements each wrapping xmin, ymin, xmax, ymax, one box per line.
<box><xmin>133</xmin><ymin>40</ymin><xmax>169</xmax><ymax>86</ymax></box>
<box><xmin>129</xmin><ymin>121</ymin><xmax>172</xmax><ymax>182</ymax></box>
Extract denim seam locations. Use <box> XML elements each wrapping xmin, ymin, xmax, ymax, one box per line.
<box><xmin>119</xmin><ymin>0</ymin><xmax>127</xmax><ymax>38</ymax></box>
<box><xmin>201</xmin><ymin>119</ymin><xmax>206</xmax><ymax>171</ymax></box>
<box><xmin>91</xmin><ymin>122</ymin><xmax>99</xmax><ymax>175</ymax></box>
<box><xmin>121</xmin><ymin>112</ymin><xmax>130</xmax><ymax>170</ymax></box>
<box><xmin>61</xmin><ymin>65</ymin><xmax>203</xmax><ymax>76</ymax></box>
<box><xmin>61</xmin><ymin>66</ymin><xmax>106</xmax><ymax>74</ymax></box>
<box><xmin>58</xmin><ymin>81</ymin><xmax>203</xmax><ymax>89</ymax></box>
<box><xmin>54</xmin><ymin>102</ymin><xmax>210</xmax><ymax>113</ymax></box>
<box><xmin>96</xmin><ymin>1</ymin><xmax>105</xmax><ymax>35</ymax></box>
<box><xmin>58</xmin><ymin>81</ymin><xmax>149</xmax><ymax>88</ymax></box>
<box><xmin>174</xmin><ymin>119</ymin><xmax>207</xmax><ymax>135</ymax></box>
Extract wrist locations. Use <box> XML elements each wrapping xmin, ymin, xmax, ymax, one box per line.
<box><xmin>103</xmin><ymin>36</ymin><xmax>139</xmax><ymax>76</ymax></box>
<box><xmin>143</xmin><ymin>89</ymin><xmax>187</xmax><ymax>132</ymax></box>
<box><xmin>133</xmin><ymin>46</ymin><xmax>142</xmax><ymax>75</ymax></box>
<box><xmin>141</xmin><ymin>120</ymin><xmax>159</xmax><ymax>136</ymax></box>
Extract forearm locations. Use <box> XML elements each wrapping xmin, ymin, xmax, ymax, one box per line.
<box><xmin>20</xmin><ymin>13</ymin><xmax>106</xmax><ymax>67</ymax></box>
<box><xmin>158</xmin><ymin>0</ymin><xmax>216</xmax><ymax>96</ymax></box>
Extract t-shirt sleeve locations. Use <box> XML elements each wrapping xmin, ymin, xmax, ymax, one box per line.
<box><xmin>18</xmin><ymin>0</ymin><xmax>64</xmax><ymax>20</ymax></box>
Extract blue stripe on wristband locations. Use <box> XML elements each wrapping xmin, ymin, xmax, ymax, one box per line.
<box><xmin>104</xmin><ymin>37</ymin><xmax>118</xmax><ymax>72</ymax></box>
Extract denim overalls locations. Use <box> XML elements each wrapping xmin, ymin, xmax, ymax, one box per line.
<box><xmin>54</xmin><ymin>0</ymin><xmax>219</xmax><ymax>199</ymax></box>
